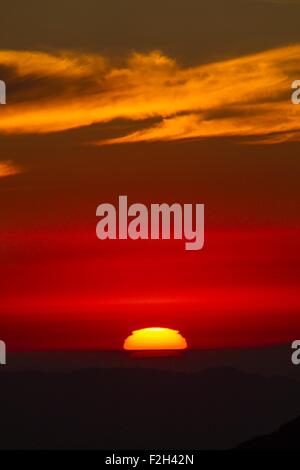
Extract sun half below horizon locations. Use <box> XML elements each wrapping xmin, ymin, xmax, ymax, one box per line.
<box><xmin>123</xmin><ymin>327</ymin><xmax>188</xmax><ymax>351</ymax></box>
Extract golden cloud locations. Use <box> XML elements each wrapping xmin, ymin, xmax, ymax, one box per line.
<box><xmin>0</xmin><ymin>46</ymin><xmax>299</xmax><ymax>143</ymax></box>
<box><xmin>0</xmin><ymin>50</ymin><xmax>107</xmax><ymax>78</ymax></box>
<box><xmin>0</xmin><ymin>161</ymin><xmax>21</xmax><ymax>177</ymax></box>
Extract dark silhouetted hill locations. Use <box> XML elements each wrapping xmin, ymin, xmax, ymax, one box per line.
<box><xmin>0</xmin><ymin>367</ymin><xmax>300</xmax><ymax>449</ymax></box>
<box><xmin>237</xmin><ymin>415</ymin><xmax>300</xmax><ymax>450</ymax></box>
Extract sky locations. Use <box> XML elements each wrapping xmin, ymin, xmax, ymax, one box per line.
<box><xmin>0</xmin><ymin>0</ymin><xmax>300</xmax><ymax>350</ymax></box>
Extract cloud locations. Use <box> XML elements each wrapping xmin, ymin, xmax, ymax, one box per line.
<box><xmin>0</xmin><ymin>46</ymin><xmax>300</xmax><ymax>144</ymax></box>
<box><xmin>0</xmin><ymin>161</ymin><xmax>21</xmax><ymax>177</ymax></box>
<box><xmin>0</xmin><ymin>50</ymin><xmax>107</xmax><ymax>79</ymax></box>
<box><xmin>259</xmin><ymin>0</ymin><xmax>300</xmax><ymax>4</ymax></box>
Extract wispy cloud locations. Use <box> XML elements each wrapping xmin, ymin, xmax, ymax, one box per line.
<box><xmin>0</xmin><ymin>46</ymin><xmax>299</xmax><ymax>144</ymax></box>
<box><xmin>0</xmin><ymin>160</ymin><xmax>21</xmax><ymax>177</ymax></box>
<box><xmin>258</xmin><ymin>0</ymin><xmax>300</xmax><ymax>4</ymax></box>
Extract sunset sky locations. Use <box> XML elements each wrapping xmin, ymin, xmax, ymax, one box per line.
<box><xmin>1</xmin><ymin>0</ymin><xmax>300</xmax><ymax>351</ymax></box>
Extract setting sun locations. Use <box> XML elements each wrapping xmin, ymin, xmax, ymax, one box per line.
<box><xmin>123</xmin><ymin>327</ymin><xmax>188</xmax><ymax>351</ymax></box>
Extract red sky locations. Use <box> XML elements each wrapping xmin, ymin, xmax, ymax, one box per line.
<box><xmin>1</xmin><ymin>224</ymin><xmax>300</xmax><ymax>350</ymax></box>
<box><xmin>1</xmin><ymin>133</ymin><xmax>300</xmax><ymax>351</ymax></box>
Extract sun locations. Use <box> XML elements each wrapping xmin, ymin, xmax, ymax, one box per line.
<box><xmin>123</xmin><ymin>327</ymin><xmax>187</xmax><ymax>351</ymax></box>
